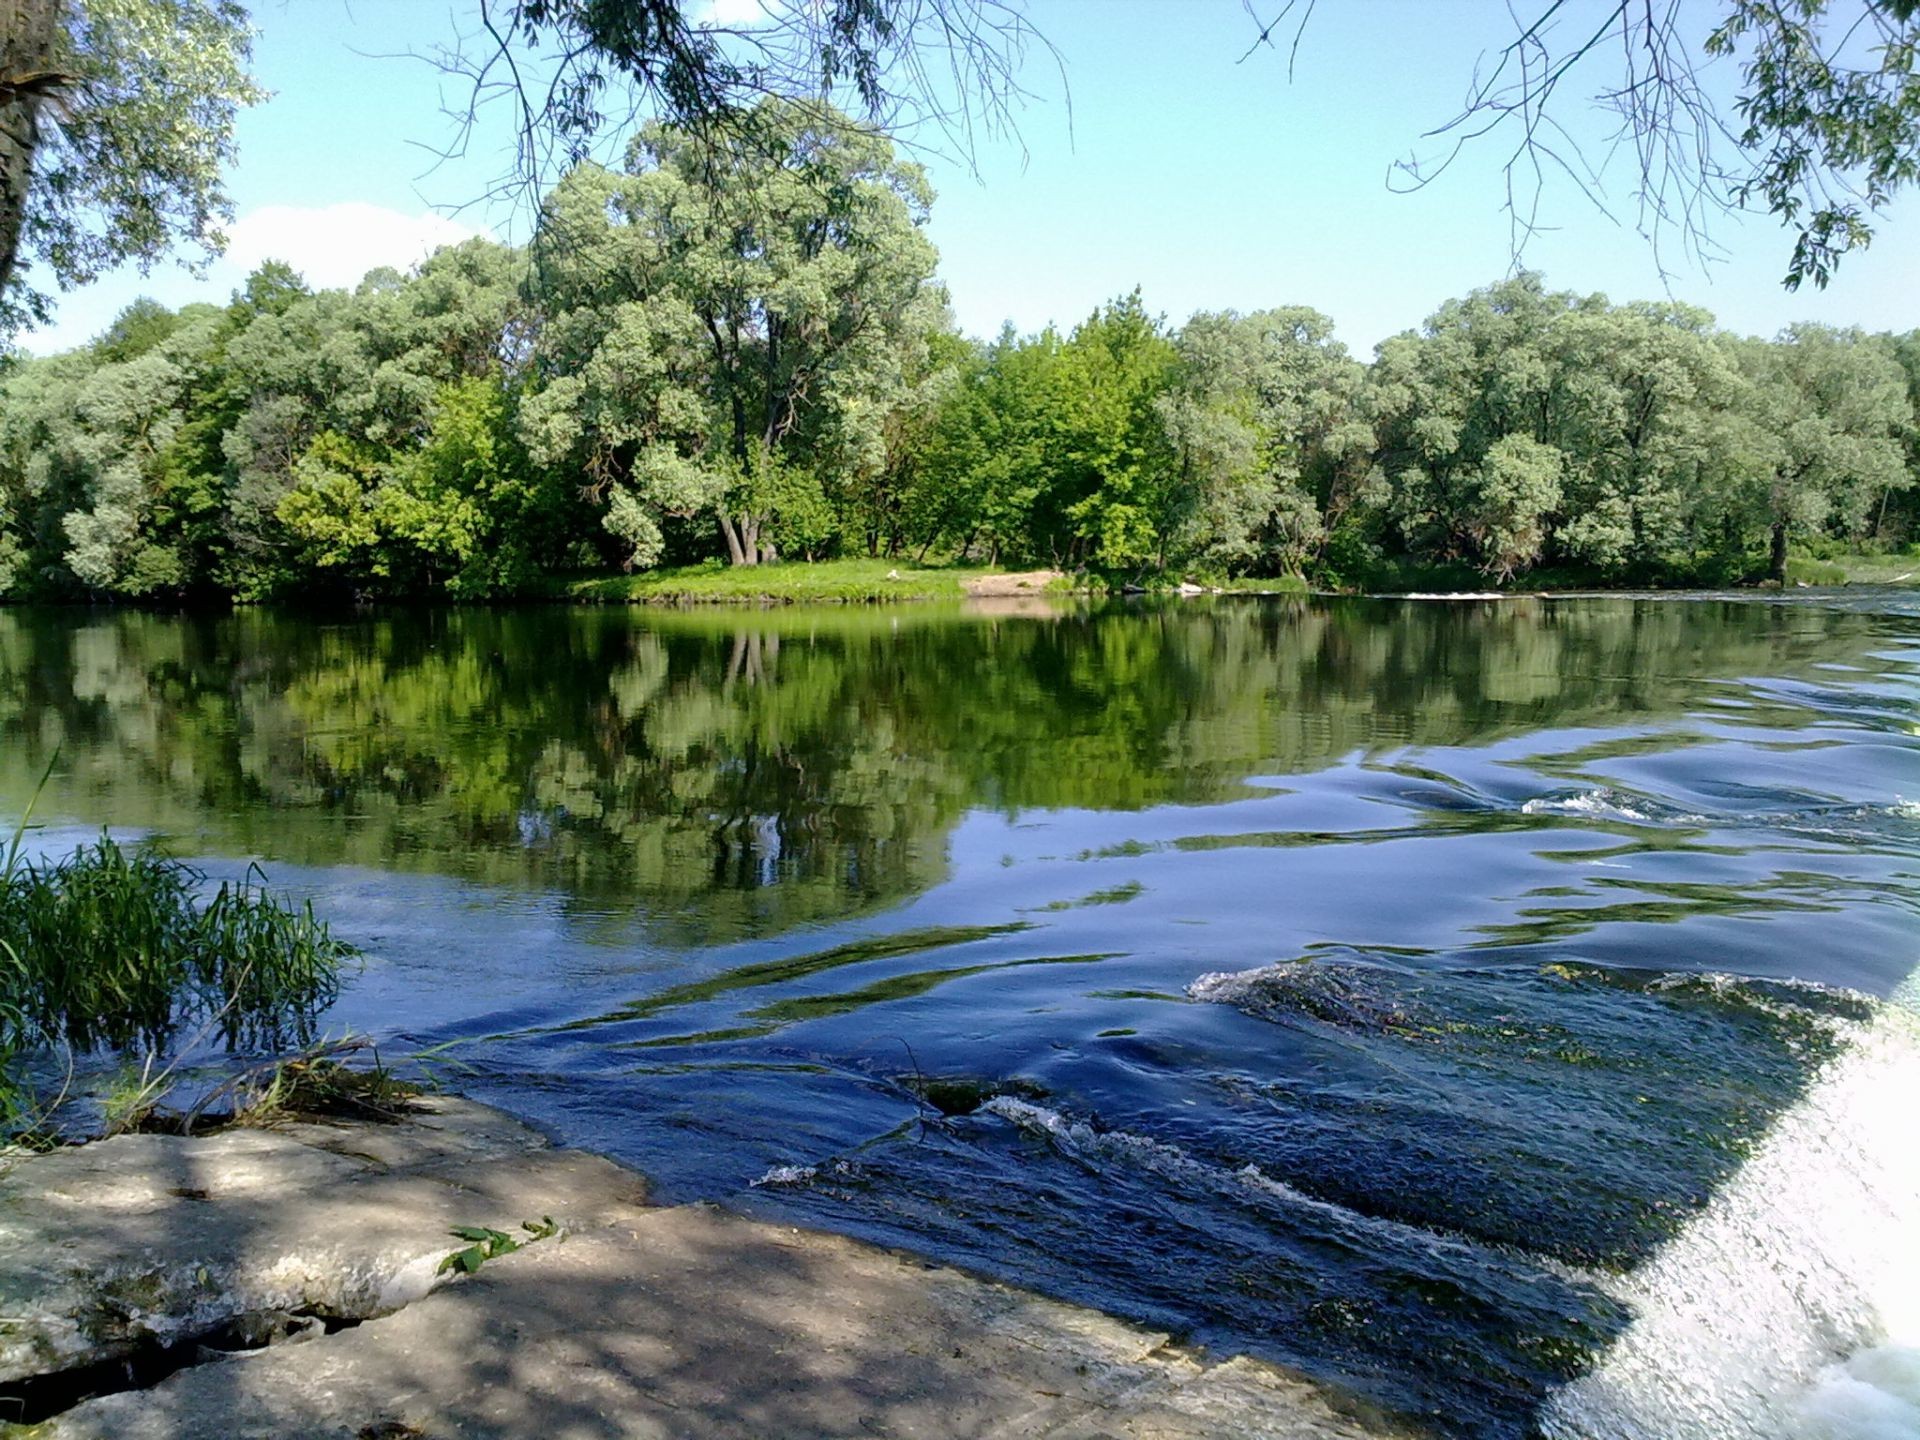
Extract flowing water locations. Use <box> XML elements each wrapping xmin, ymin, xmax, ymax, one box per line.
<box><xmin>2</xmin><ymin>593</ymin><xmax>1916</xmax><ymax>1438</ymax></box>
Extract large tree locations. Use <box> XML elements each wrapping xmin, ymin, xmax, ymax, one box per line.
<box><xmin>1157</xmin><ymin>306</ymin><xmax>1365</xmax><ymax>575</ymax></box>
<box><xmin>1733</xmin><ymin>324</ymin><xmax>1912</xmax><ymax>581</ymax></box>
<box><xmin>521</xmin><ymin>98</ymin><xmax>942</xmax><ymax>568</ymax></box>
<box><xmin>0</xmin><ymin>0</ymin><xmax>261</xmax><ymax>331</ymax></box>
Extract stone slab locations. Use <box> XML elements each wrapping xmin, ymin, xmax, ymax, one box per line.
<box><xmin>45</xmin><ymin>1204</ymin><xmax>1412</xmax><ymax>1439</ymax></box>
<box><xmin>0</xmin><ymin>1097</ymin><xmax>647</xmax><ymax>1382</ymax></box>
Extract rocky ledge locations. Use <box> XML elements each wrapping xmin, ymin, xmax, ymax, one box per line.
<box><xmin>0</xmin><ymin>1097</ymin><xmax>1410</xmax><ymax>1439</ymax></box>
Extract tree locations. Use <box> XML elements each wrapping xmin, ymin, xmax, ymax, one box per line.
<box><xmin>0</xmin><ymin>0</ymin><xmax>262</xmax><ymax>331</ymax></box>
<box><xmin>1733</xmin><ymin>324</ymin><xmax>1912</xmax><ymax>581</ymax></box>
<box><xmin>1045</xmin><ymin>292</ymin><xmax>1178</xmax><ymax>572</ymax></box>
<box><xmin>431</xmin><ymin>0</ymin><xmax>1044</xmax><ymax>211</ymax></box>
<box><xmin>522</xmin><ymin>99</ymin><xmax>942</xmax><ymax>568</ymax></box>
<box><xmin>0</xmin><ymin>304</ymin><xmax>223</xmax><ymax>596</ymax></box>
<box><xmin>1252</xmin><ymin>1</ymin><xmax>1920</xmax><ymax>288</ymax></box>
<box><xmin>906</xmin><ymin>323</ymin><xmax>1063</xmax><ymax>565</ymax></box>
<box><xmin>1543</xmin><ymin>302</ymin><xmax>1749</xmax><ymax>573</ymax></box>
<box><xmin>1157</xmin><ymin>306</ymin><xmax>1364</xmax><ymax>575</ymax></box>
<box><xmin>1367</xmin><ymin>274</ymin><xmax>1594</xmax><ymax>575</ymax></box>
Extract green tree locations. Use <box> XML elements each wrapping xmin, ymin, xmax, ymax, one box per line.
<box><xmin>1157</xmin><ymin>306</ymin><xmax>1365</xmax><ymax>576</ymax></box>
<box><xmin>907</xmin><ymin>323</ymin><xmax>1063</xmax><ymax>565</ymax></box>
<box><xmin>1544</xmin><ymin>303</ymin><xmax>1751</xmax><ymax>575</ymax></box>
<box><xmin>0</xmin><ymin>0</ymin><xmax>262</xmax><ymax>331</ymax></box>
<box><xmin>1734</xmin><ymin>324</ymin><xmax>1913</xmax><ymax>582</ymax></box>
<box><xmin>1044</xmin><ymin>292</ymin><xmax>1178</xmax><ymax>572</ymax></box>
<box><xmin>1368</xmin><ymin>274</ymin><xmax>1593</xmax><ymax>575</ymax></box>
<box><xmin>0</xmin><ymin>306</ymin><xmax>227</xmax><ymax>596</ymax></box>
<box><xmin>523</xmin><ymin>99</ymin><xmax>942</xmax><ymax>568</ymax></box>
<box><xmin>222</xmin><ymin>241</ymin><xmax>532</xmax><ymax>596</ymax></box>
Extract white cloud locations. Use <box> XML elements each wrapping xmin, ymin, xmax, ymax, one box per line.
<box><xmin>223</xmin><ymin>202</ymin><xmax>487</xmax><ymax>291</ymax></box>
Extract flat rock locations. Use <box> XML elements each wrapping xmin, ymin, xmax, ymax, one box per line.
<box><xmin>4</xmin><ymin>1097</ymin><xmax>1411</xmax><ymax>1439</ymax></box>
<box><xmin>0</xmin><ymin>1097</ymin><xmax>647</xmax><ymax>1382</ymax></box>
<box><xmin>45</xmin><ymin>1204</ymin><xmax>1412</xmax><ymax>1440</ymax></box>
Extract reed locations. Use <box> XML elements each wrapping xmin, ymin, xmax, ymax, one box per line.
<box><xmin>0</xmin><ymin>834</ymin><xmax>355</xmax><ymax>1124</ymax></box>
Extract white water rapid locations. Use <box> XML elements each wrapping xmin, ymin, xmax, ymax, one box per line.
<box><xmin>1542</xmin><ymin>977</ymin><xmax>1920</xmax><ymax>1440</ymax></box>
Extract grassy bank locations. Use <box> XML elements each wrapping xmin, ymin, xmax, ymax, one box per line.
<box><xmin>548</xmin><ymin>557</ymin><xmax>991</xmax><ymax>604</ymax></box>
<box><xmin>532</xmin><ymin>547</ymin><xmax>1917</xmax><ymax>607</ymax></box>
<box><xmin>1786</xmin><ymin>548</ymin><xmax>1920</xmax><ymax>586</ymax></box>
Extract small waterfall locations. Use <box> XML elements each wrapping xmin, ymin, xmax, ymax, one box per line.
<box><xmin>1541</xmin><ymin>977</ymin><xmax>1920</xmax><ymax>1440</ymax></box>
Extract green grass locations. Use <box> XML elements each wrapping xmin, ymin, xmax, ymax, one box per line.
<box><xmin>1209</xmin><ymin>574</ymin><xmax>1313</xmax><ymax>595</ymax></box>
<box><xmin>0</xmin><ymin>834</ymin><xmax>356</xmax><ymax>1129</ymax></box>
<box><xmin>1792</xmin><ymin>547</ymin><xmax>1920</xmax><ymax>586</ymax></box>
<box><xmin>548</xmin><ymin>557</ymin><xmax>990</xmax><ymax>604</ymax></box>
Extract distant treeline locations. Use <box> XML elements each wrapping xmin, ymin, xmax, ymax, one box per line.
<box><xmin>1</xmin><ymin>101</ymin><xmax>1915</xmax><ymax>602</ymax></box>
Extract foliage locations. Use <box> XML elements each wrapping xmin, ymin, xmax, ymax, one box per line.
<box><xmin>0</xmin><ymin>835</ymin><xmax>354</xmax><ymax>1121</ymax></box>
<box><xmin>437</xmin><ymin>1216</ymin><xmax>559</xmax><ymax>1276</ymax></box>
<box><xmin>1264</xmin><ymin>2</ymin><xmax>1920</xmax><ymax>290</ymax></box>
<box><xmin>437</xmin><ymin>0</ymin><xmax>1037</xmax><ymax>217</ymax></box>
<box><xmin>524</xmin><ymin>98</ymin><xmax>941</xmax><ymax>569</ymax></box>
<box><xmin>1706</xmin><ymin>1</ymin><xmax>1920</xmax><ymax>289</ymax></box>
<box><xmin>0</xmin><ymin>105</ymin><xmax>1915</xmax><ymax>604</ymax></box>
<box><xmin>0</xmin><ymin>0</ymin><xmax>264</xmax><ymax>331</ymax></box>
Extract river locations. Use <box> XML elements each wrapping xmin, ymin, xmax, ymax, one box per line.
<box><xmin>2</xmin><ymin>592</ymin><xmax>1915</xmax><ymax>1438</ymax></box>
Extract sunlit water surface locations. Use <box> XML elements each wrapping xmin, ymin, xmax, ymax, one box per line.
<box><xmin>3</xmin><ymin>593</ymin><xmax>1916</xmax><ymax>1438</ymax></box>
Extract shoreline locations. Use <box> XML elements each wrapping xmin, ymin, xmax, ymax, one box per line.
<box><xmin>1</xmin><ymin>575</ymin><xmax>1911</xmax><ymax>615</ymax></box>
<box><xmin>0</xmin><ymin>1095</ymin><xmax>1412</xmax><ymax>1439</ymax></box>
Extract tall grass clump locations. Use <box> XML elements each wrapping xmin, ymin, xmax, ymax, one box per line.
<box><xmin>0</xmin><ymin>832</ymin><xmax>355</xmax><ymax>1124</ymax></box>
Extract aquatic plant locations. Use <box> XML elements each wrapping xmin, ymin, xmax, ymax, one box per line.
<box><xmin>0</xmin><ymin>831</ymin><xmax>355</xmax><ymax>1127</ymax></box>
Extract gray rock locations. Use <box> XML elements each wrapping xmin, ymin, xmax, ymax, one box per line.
<box><xmin>0</xmin><ymin>1096</ymin><xmax>646</xmax><ymax>1382</ymax></box>
<box><xmin>4</xmin><ymin>1096</ymin><xmax>1411</xmax><ymax>1439</ymax></box>
<box><xmin>46</xmin><ymin>1205</ymin><xmax>1411</xmax><ymax>1439</ymax></box>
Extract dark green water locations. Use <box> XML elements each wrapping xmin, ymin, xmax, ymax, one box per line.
<box><xmin>3</xmin><ymin>594</ymin><xmax>1916</xmax><ymax>1438</ymax></box>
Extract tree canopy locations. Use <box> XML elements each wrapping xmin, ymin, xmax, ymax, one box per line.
<box><xmin>5</xmin><ymin>0</ymin><xmax>1920</xmax><ymax>348</ymax></box>
<box><xmin>2</xmin><ymin>165</ymin><xmax>1914</xmax><ymax>603</ymax></box>
<box><xmin>0</xmin><ymin>0</ymin><xmax>262</xmax><ymax>331</ymax></box>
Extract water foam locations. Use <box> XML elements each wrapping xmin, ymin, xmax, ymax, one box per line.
<box><xmin>1521</xmin><ymin>788</ymin><xmax>1654</xmax><ymax>823</ymax></box>
<box><xmin>751</xmin><ymin>1163</ymin><xmax>818</xmax><ymax>1188</ymax></box>
<box><xmin>1795</xmin><ymin>1343</ymin><xmax>1920</xmax><ymax>1439</ymax></box>
<box><xmin>1540</xmin><ymin>978</ymin><xmax>1920</xmax><ymax>1440</ymax></box>
<box><xmin>980</xmin><ymin>1095</ymin><xmax>1604</xmax><ymax>1291</ymax></box>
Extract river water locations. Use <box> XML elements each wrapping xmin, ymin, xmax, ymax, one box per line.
<box><xmin>2</xmin><ymin>593</ymin><xmax>1916</xmax><ymax>1438</ymax></box>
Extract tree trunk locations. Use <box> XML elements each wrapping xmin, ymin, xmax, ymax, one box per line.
<box><xmin>0</xmin><ymin>0</ymin><xmax>63</xmax><ymax>303</ymax></box>
<box><xmin>718</xmin><ymin>510</ymin><xmax>746</xmax><ymax>566</ymax></box>
<box><xmin>1769</xmin><ymin>519</ymin><xmax>1789</xmax><ymax>586</ymax></box>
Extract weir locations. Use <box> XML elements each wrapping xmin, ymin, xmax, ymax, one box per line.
<box><xmin>1541</xmin><ymin>975</ymin><xmax>1920</xmax><ymax>1439</ymax></box>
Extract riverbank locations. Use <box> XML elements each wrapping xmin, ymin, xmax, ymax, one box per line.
<box><xmin>531</xmin><ymin>550</ymin><xmax>1918</xmax><ymax>608</ymax></box>
<box><xmin>548</xmin><ymin>557</ymin><xmax>995</xmax><ymax>605</ymax></box>
<box><xmin>0</xmin><ymin>1095</ymin><xmax>1410</xmax><ymax>1439</ymax></box>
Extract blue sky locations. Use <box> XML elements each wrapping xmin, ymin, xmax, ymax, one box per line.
<box><xmin>22</xmin><ymin>0</ymin><xmax>1920</xmax><ymax>357</ymax></box>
